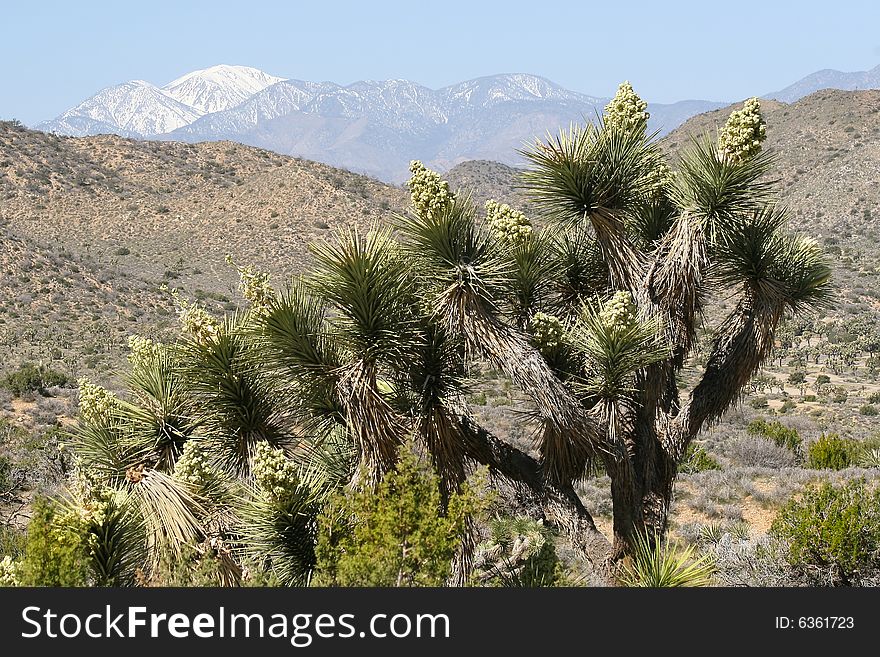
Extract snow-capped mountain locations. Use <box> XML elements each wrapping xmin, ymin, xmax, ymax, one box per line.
<box><xmin>169</xmin><ymin>74</ymin><xmax>598</xmax><ymax>145</ymax></box>
<box><xmin>171</xmin><ymin>79</ymin><xmax>337</xmax><ymax>138</ymax></box>
<box><xmin>38</xmin><ymin>80</ymin><xmax>204</xmax><ymax>137</ymax></box>
<box><xmin>162</xmin><ymin>64</ymin><xmax>285</xmax><ymax>114</ymax></box>
<box><xmin>166</xmin><ymin>73</ymin><xmax>725</xmax><ymax>181</ymax></box>
<box><xmin>35</xmin><ymin>67</ymin><xmax>725</xmax><ymax>181</ymax></box>
<box><xmin>443</xmin><ymin>74</ymin><xmax>601</xmax><ymax>109</ymax></box>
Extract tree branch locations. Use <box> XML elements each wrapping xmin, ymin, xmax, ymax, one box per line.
<box><xmin>670</xmin><ymin>295</ymin><xmax>782</xmax><ymax>457</ymax></box>
<box><xmin>454</xmin><ymin>412</ymin><xmax>614</xmax><ymax>575</ymax></box>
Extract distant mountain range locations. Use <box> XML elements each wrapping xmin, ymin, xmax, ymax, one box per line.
<box><xmin>764</xmin><ymin>64</ymin><xmax>880</xmax><ymax>103</ymax></box>
<box><xmin>34</xmin><ymin>62</ymin><xmax>880</xmax><ymax>182</ymax></box>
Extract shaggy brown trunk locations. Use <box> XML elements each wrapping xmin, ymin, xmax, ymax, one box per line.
<box><xmin>605</xmin><ymin>386</ymin><xmax>678</xmax><ymax>560</ymax></box>
<box><xmin>603</xmin><ymin>445</ymin><xmax>678</xmax><ymax>561</ymax></box>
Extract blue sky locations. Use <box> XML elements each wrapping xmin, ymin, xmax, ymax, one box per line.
<box><xmin>1</xmin><ymin>0</ymin><xmax>879</xmax><ymax>124</ymax></box>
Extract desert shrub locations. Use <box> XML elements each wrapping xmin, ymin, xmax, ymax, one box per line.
<box><xmin>679</xmin><ymin>443</ymin><xmax>721</xmax><ymax>474</ymax></box>
<box><xmin>806</xmin><ymin>434</ymin><xmax>854</xmax><ymax>470</ymax></box>
<box><xmin>0</xmin><ymin>525</ymin><xmax>26</xmax><ymax>560</ymax></box>
<box><xmin>723</xmin><ymin>435</ymin><xmax>799</xmax><ymax>468</ymax></box>
<box><xmin>711</xmin><ymin>536</ymin><xmax>810</xmax><ymax>586</ymax></box>
<box><xmin>1</xmin><ymin>362</ymin><xmax>70</xmax><ymax>396</ymax></box>
<box><xmin>787</xmin><ymin>371</ymin><xmax>806</xmax><ymax>385</ymax></box>
<box><xmin>859</xmin><ymin>404</ymin><xmax>878</xmax><ymax>416</ymax></box>
<box><xmin>770</xmin><ymin>479</ymin><xmax>880</xmax><ymax>585</ymax></box>
<box><xmin>313</xmin><ymin>450</ymin><xmax>486</xmax><ymax>586</ymax></box>
<box><xmin>0</xmin><ymin>455</ymin><xmax>11</xmax><ymax>490</ymax></box>
<box><xmin>749</xmin><ymin>396</ymin><xmax>768</xmax><ymax>409</ymax></box>
<box><xmin>868</xmin><ymin>391</ymin><xmax>880</xmax><ymax>404</ymax></box>
<box><xmin>746</xmin><ymin>419</ymin><xmax>802</xmax><ymax>453</ymax></box>
<box><xmin>830</xmin><ymin>387</ymin><xmax>848</xmax><ymax>404</ymax></box>
<box><xmin>15</xmin><ymin>497</ymin><xmax>90</xmax><ymax>587</ymax></box>
<box><xmin>779</xmin><ymin>399</ymin><xmax>797</xmax><ymax>413</ymax></box>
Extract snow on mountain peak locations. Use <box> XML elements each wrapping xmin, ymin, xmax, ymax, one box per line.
<box><xmin>162</xmin><ymin>65</ymin><xmax>286</xmax><ymax>114</ymax></box>
<box><xmin>37</xmin><ymin>79</ymin><xmax>203</xmax><ymax>137</ymax></box>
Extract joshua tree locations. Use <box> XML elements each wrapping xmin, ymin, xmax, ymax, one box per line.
<box><xmin>373</xmin><ymin>89</ymin><xmax>828</xmax><ymax>567</ymax></box>
<box><xmin>31</xmin><ymin>84</ymin><xmax>829</xmax><ymax>587</ymax></box>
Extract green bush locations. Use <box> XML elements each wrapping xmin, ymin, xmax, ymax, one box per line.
<box><xmin>806</xmin><ymin>434</ymin><xmax>854</xmax><ymax>470</ymax></box>
<box><xmin>1</xmin><ymin>362</ymin><xmax>70</xmax><ymax>396</ymax></box>
<box><xmin>749</xmin><ymin>396</ymin><xmax>768</xmax><ymax>409</ymax></box>
<box><xmin>679</xmin><ymin>443</ymin><xmax>721</xmax><ymax>474</ymax></box>
<box><xmin>859</xmin><ymin>404</ymin><xmax>878</xmax><ymax>416</ymax></box>
<box><xmin>868</xmin><ymin>391</ymin><xmax>880</xmax><ymax>404</ymax></box>
<box><xmin>313</xmin><ymin>450</ymin><xmax>486</xmax><ymax>586</ymax></box>
<box><xmin>16</xmin><ymin>497</ymin><xmax>90</xmax><ymax>587</ymax></box>
<box><xmin>746</xmin><ymin>419</ymin><xmax>802</xmax><ymax>453</ymax></box>
<box><xmin>771</xmin><ymin>479</ymin><xmax>880</xmax><ymax>585</ymax></box>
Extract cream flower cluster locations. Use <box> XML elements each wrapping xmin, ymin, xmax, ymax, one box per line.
<box><xmin>57</xmin><ymin>488</ymin><xmax>112</xmax><ymax>554</ymax></box>
<box><xmin>646</xmin><ymin>160</ymin><xmax>672</xmax><ymax>197</ymax></box>
<box><xmin>529</xmin><ymin>312</ymin><xmax>564</xmax><ymax>349</ymax></box>
<box><xmin>253</xmin><ymin>442</ymin><xmax>299</xmax><ymax>503</ymax></box>
<box><xmin>68</xmin><ymin>460</ymin><xmax>106</xmax><ymax>502</ymax></box>
<box><xmin>64</xmin><ymin>495</ymin><xmax>109</xmax><ymax>533</ymax></box>
<box><xmin>178</xmin><ymin>303</ymin><xmax>220</xmax><ymax>344</ymax></box>
<box><xmin>604</xmin><ymin>81</ymin><xmax>650</xmax><ymax>133</ymax></box>
<box><xmin>599</xmin><ymin>291</ymin><xmax>637</xmax><ymax>330</ymax></box>
<box><xmin>407</xmin><ymin>160</ymin><xmax>454</xmax><ymax>218</ymax></box>
<box><xmin>165</xmin><ymin>287</ymin><xmax>221</xmax><ymax>344</ymax></box>
<box><xmin>77</xmin><ymin>378</ymin><xmax>118</xmax><ymax>424</ymax></box>
<box><xmin>718</xmin><ymin>97</ymin><xmax>766</xmax><ymax>161</ymax></box>
<box><xmin>174</xmin><ymin>440</ymin><xmax>214</xmax><ymax>489</ymax></box>
<box><xmin>0</xmin><ymin>555</ymin><xmax>19</xmax><ymax>586</ymax></box>
<box><xmin>226</xmin><ymin>254</ymin><xmax>274</xmax><ymax>312</ymax></box>
<box><xmin>127</xmin><ymin>335</ymin><xmax>163</xmax><ymax>366</ymax></box>
<box><xmin>486</xmin><ymin>200</ymin><xmax>532</xmax><ymax>243</ymax></box>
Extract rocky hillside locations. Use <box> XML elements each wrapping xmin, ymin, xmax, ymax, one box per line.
<box><xmin>0</xmin><ymin>120</ymin><xmax>407</xmax><ymax>380</ymax></box>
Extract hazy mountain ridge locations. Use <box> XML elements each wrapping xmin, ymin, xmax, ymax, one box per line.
<box><xmin>35</xmin><ymin>67</ymin><xmax>729</xmax><ymax>182</ymax></box>
<box><xmin>168</xmin><ymin>74</ymin><xmax>729</xmax><ymax>182</ymax></box>
<box><xmin>766</xmin><ymin>64</ymin><xmax>880</xmax><ymax>103</ymax></box>
<box><xmin>33</xmin><ymin>62</ymin><xmax>880</xmax><ymax>182</ymax></box>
